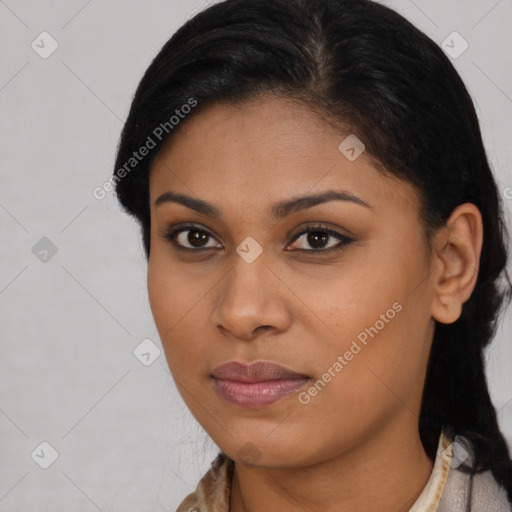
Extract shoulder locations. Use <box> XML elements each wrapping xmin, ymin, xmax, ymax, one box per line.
<box><xmin>176</xmin><ymin>452</ymin><xmax>234</xmax><ymax>512</ymax></box>
<box><xmin>472</xmin><ymin>470</ymin><xmax>512</xmax><ymax>511</ymax></box>
<box><xmin>439</xmin><ymin>466</ymin><xmax>511</xmax><ymax>512</ymax></box>
<box><xmin>438</xmin><ymin>435</ymin><xmax>511</xmax><ymax>512</ymax></box>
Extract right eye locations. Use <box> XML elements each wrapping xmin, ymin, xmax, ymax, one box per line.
<box><xmin>162</xmin><ymin>224</ymin><xmax>224</xmax><ymax>251</ymax></box>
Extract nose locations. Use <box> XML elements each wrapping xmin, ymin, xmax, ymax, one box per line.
<box><xmin>211</xmin><ymin>253</ymin><xmax>292</xmax><ymax>342</ymax></box>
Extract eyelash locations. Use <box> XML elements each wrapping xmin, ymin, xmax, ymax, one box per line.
<box><xmin>161</xmin><ymin>223</ymin><xmax>355</xmax><ymax>254</ymax></box>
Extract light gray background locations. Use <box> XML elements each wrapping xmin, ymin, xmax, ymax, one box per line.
<box><xmin>0</xmin><ymin>0</ymin><xmax>511</xmax><ymax>510</ymax></box>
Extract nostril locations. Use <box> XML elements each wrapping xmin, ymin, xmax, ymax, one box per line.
<box><xmin>254</xmin><ymin>325</ymin><xmax>272</xmax><ymax>334</ymax></box>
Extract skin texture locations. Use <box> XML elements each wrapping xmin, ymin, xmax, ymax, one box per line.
<box><xmin>147</xmin><ymin>95</ymin><xmax>483</xmax><ymax>512</ymax></box>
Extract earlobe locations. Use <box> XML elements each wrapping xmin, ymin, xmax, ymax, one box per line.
<box><xmin>430</xmin><ymin>203</ymin><xmax>483</xmax><ymax>325</ymax></box>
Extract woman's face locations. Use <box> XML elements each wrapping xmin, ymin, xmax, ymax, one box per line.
<box><xmin>147</xmin><ymin>96</ymin><xmax>437</xmax><ymax>467</ymax></box>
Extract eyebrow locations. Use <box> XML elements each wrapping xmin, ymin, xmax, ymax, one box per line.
<box><xmin>154</xmin><ymin>189</ymin><xmax>372</xmax><ymax>220</ymax></box>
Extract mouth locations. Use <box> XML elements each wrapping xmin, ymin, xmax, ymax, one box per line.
<box><xmin>210</xmin><ymin>361</ymin><xmax>311</xmax><ymax>409</ymax></box>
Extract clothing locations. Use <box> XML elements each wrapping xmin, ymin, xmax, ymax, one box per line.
<box><xmin>176</xmin><ymin>430</ymin><xmax>511</xmax><ymax>511</ymax></box>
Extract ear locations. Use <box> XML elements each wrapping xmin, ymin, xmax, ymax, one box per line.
<box><xmin>430</xmin><ymin>203</ymin><xmax>483</xmax><ymax>324</ymax></box>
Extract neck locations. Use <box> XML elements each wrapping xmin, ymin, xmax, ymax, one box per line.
<box><xmin>229</xmin><ymin>420</ymin><xmax>434</xmax><ymax>512</ymax></box>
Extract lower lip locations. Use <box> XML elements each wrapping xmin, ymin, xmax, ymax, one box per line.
<box><xmin>212</xmin><ymin>377</ymin><xmax>310</xmax><ymax>408</ymax></box>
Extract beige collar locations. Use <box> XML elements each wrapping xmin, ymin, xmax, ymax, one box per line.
<box><xmin>408</xmin><ymin>429</ymin><xmax>452</xmax><ymax>511</ymax></box>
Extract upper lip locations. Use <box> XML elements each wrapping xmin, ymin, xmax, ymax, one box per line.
<box><xmin>211</xmin><ymin>361</ymin><xmax>309</xmax><ymax>382</ymax></box>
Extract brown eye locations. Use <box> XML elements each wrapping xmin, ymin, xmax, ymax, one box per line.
<box><xmin>288</xmin><ymin>225</ymin><xmax>354</xmax><ymax>253</ymax></box>
<box><xmin>178</xmin><ymin>229</ymin><xmax>210</xmax><ymax>248</ymax></box>
<box><xmin>163</xmin><ymin>225</ymin><xmax>223</xmax><ymax>251</ymax></box>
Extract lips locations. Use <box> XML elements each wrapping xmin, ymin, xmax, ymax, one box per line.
<box><xmin>211</xmin><ymin>361</ymin><xmax>310</xmax><ymax>408</ymax></box>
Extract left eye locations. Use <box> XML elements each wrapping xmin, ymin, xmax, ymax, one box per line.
<box><xmin>287</xmin><ymin>226</ymin><xmax>354</xmax><ymax>252</ymax></box>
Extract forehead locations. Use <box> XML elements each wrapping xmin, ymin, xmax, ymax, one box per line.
<box><xmin>149</xmin><ymin>96</ymin><xmax>421</xmax><ymax>219</ymax></box>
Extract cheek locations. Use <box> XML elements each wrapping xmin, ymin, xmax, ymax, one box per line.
<box><xmin>147</xmin><ymin>262</ymin><xmax>177</xmax><ymax>335</ymax></box>
<box><xmin>147</xmin><ymin>262</ymin><xmax>208</xmax><ymax>376</ymax></box>
<box><xmin>294</xmin><ymin>307</ymin><xmax>429</xmax><ymax>450</ymax></box>
<box><xmin>298</xmin><ymin>249</ymin><xmax>432</xmax><ymax>404</ymax></box>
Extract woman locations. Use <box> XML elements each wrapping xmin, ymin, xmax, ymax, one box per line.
<box><xmin>112</xmin><ymin>0</ymin><xmax>512</xmax><ymax>510</ymax></box>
